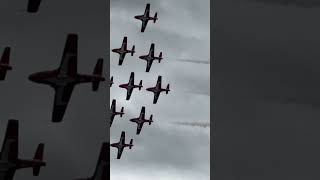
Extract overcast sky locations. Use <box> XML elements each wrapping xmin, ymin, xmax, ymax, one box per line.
<box><xmin>214</xmin><ymin>0</ymin><xmax>320</xmax><ymax>179</ymax></box>
<box><xmin>110</xmin><ymin>0</ymin><xmax>210</xmax><ymax>180</ymax></box>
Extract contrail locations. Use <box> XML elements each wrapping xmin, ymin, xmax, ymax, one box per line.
<box><xmin>172</xmin><ymin>122</ymin><xmax>210</xmax><ymax>128</ymax></box>
<box><xmin>176</xmin><ymin>59</ymin><xmax>210</xmax><ymax>64</ymax></box>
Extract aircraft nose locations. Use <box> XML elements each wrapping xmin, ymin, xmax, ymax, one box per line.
<box><xmin>28</xmin><ymin>73</ymin><xmax>36</xmax><ymax>82</ymax></box>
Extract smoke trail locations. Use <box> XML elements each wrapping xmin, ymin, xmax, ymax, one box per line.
<box><xmin>176</xmin><ymin>59</ymin><xmax>210</xmax><ymax>64</ymax></box>
<box><xmin>172</xmin><ymin>122</ymin><xmax>210</xmax><ymax>128</ymax></box>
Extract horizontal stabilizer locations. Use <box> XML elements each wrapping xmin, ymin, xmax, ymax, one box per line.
<box><xmin>138</xmin><ymin>80</ymin><xmax>143</xmax><ymax>90</ymax></box>
<box><xmin>166</xmin><ymin>84</ymin><xmax>170</xmax><ymax>94</ymax></box>
<box><xmin>131</xmin><ymin>45</ymin><xmax>135</xmax><ymax>56</ymax></box>
<box><xmin>33</xmin><ymin>143</ymin><xmax>45</xmax><ymax>176</ymax></box>
<box><xmin>154</xmin><ymin>12</ymin><xmax>158</xmax><ymax>23</ymax></box>
<box><xmin>129</xmin><ymin>139</ymin><xmax>133</xmax><ymax>149</ymax></box>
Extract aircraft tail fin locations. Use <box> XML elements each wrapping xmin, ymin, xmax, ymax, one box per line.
<box><xmin>158</xmin><ymin>52</ymin><xmax>163</xmax><ymax>62</ymax></box>
<box><xmin>149</xmin><ymin>115</ymin><xmax>153</xmax><ymax>125</ymax></box>
<box><xmin>138</xmin><ymin>80</ymin><xmax>143</xmax><ymax>90</ymax></box>
<box><xmin>131</xmin><ymin>45</ymin><xmax>135</xmax><ymax>56</ymax></box>
<box><xmin>129</xmin><ymin>139</ymin><xmax>133</xmax><ymax>149</ymax></box>
<box><xmin>153</xmin><ymin>12</ymin><xmax>158</xmax><ymax>23</ymax></box>
<box><xmin>120</xmin><ymin>107</ymin><xmax>124</xmax><ymax>117</ymax></box>
<box><xmin>33</xmin><ymin>143</ymin><xmax>45</xmax><ymax>176</ymax></box>
<box><xmin>165</xmin><ymin>84</ymin><xmax>170</xmax><ymax>94</ymax></box>
<box><xmin>92</xmin><ymin>58</ymin><xmax>104</xmax><ymax>91</ymax></box>
<box><xmin>0</xmin><ymin>47</ymin><xmax>11</xmax><ymax>65</ymax></box>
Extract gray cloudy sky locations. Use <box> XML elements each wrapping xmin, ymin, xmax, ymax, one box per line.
<box><xmin>214</xmin><ymin>0</ymin><xmax>320</xmax><ymax>179</ymax></box>
<box><xmin>110</xmin><ymin>0</ymin><xmax>210</xmax><ymax>180</ymax></box>
<box><xmin>0</xmin><ymin>0</ymin><xmax>108</xmax><ymax>179</ymax></box>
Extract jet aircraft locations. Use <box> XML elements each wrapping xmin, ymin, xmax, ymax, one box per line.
<box><xmin>146</xmin><ymin>76</ymin><xmax>170</xmax><ymax>104</ymax></box>
<box><xmin>119</xmin><ymin>72</ymin><xmax>143</xmax><ymax>100</ymax></box>
<box><xmin>27</xmin><ymin>0</ymin><xmax>42</xmax><ymax>13</ymax></box>
<box><xmin>28</xmin><ymin>34</ymin><xmax>105</xmax><ymax>122</ymax></box>
<box><xmin>139</xmin><ymin>43</ymin><xmax>163</xmax><ymax>72</ymax></box>
<box><xmin>134</xmin><ymin>3</ymin><xmax>158</xmax><ymax>32</ymax></box>
<box><xmin>111</xmin><ymin>36</ymin><xmax>135</xmax><ymax>66</ymax></box>
<box><xmin>0</xmin><ymin>47</ymin><xmax>12</xmax><ymax>81</ymax></box>
<box><xmin>74</xmin><ymin>142</ymin><xmax>109</xmax><ymax>180</ymax></box>
<box><xmin>110</xmin><ymin>99</ymin><xmax>124</xmax><ymax>127</ymax></box>
<box><xmin>0</xmin><ymin>119</ymin><xmax>46</xmax><ymax>180</ymax></box>
<box><xmin>110</xmin><ymin>131</ymin><xmax>133</xmax><ymax>159</ymax></box>
<box><xmin>130</xmin><ymin>106</ymin><xmax>153</xmax><ymax>135</ymax></box>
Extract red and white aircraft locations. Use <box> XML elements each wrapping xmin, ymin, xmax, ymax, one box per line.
<box><xmin>111</xmin><ymin>36</ymin><xmax>135</xmax><ymax>66</ymax></box>
<box><xmin>139</xmin><ymin>43</ymin><xmax>163</xmax><ymax>72</ymax></box>
<box><xmin>0</xmin><ymin>119</ymin><xmax>46</xmax><ymax>180</ymax></box>
<box><xmin>119</xmin><ymin>72</ymin><xmax>143</xmax><ymax>100</ymax></box>
<box><xmin>110</xmin><ymin>131</ymin><xmax>133</xmax><ymax>159</ymax></box>
<box><xmin>0</xmin><ymin>47</ymin><xmax>12</xmax><ymax>81</ymax></box>
<box><xmin>28</xmin><ymin>34</ymin><xmax>105</xmax><ymax>122</ymax></box>
<box><xmin>146</xmin><ymin>76</ymin><xmax>170</xmax><ymax>104</ymax></box>
<box><xmin>74</xmin><ymin>142</ymin><xmax>109</xmax><ymax>180</ymax></box>
<box><xmin>130</xmin><ymin>106</ymin><xmax>153</xmax><ymax>135</ymax></box>
<box><xmin>110</xmin><ymin>99</ymin><xmax>124</xmax><ymax>127</ymax></box>
<box><xmin>134</xmin><ymin>3</ymin><xmax>158</xmax><ymax>32</ymax></box>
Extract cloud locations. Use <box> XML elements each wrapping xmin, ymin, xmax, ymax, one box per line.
<box><xmin>176</xmin><ymin>59</ymin><xmax>210</xmax><ymax>64</ymax></box>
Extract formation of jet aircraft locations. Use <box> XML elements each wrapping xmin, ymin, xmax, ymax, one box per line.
<box><xmin>134</xmin><ymin>3</ymin><xmax>158</xmax><ymax>32</ymax></box>
<box><xmin>110</xmin><ymin>131</ymin><xmax>133</xmax><ymax>159</ymax></box>
<box><xmin>29</xmin><ymin>34</ymin><xmax>105</xmax><ymax>122</ymax></box>
<box><xmin>111</xmin><ymin>37</ymin><xmax>164</xmax><ymax>72</ymax></box>
<box><xmin>0</xmin><ymin>119</ymin><xmax>46</xmax><ymax>180</ymax></box>
<box><xmin>0</xmin><ymin>47</ymin><xmax>12</xmax><ymax>81</ymax></box>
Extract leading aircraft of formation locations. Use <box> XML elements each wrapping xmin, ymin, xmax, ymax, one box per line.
<box><xmin>0</xmin><ymin>119</ymin><xmax>46</xmax><ymax>180</ymax></box>
<box><xmin>130</xmin><ymin>106</ymin><xmax>153</xmax><ymax>135</ymax></box>
<box><xmin>28</xmin><ymin>33</ymin><xmax>105</xmax><ymax>122</ymax></box>
<box><xmin>134</xmin><ymin>3</ymin><xmax>158</xmax><ymax>32</ymax></box>
<box><xmin>74</xmin><ymin>142</ymin><xmax>109</xmax><ymax>180</ymax></box>
<box><xmin>110</xmin><ymin>131</ymin><xmax>133</xmax><ymax>159</ymax></box>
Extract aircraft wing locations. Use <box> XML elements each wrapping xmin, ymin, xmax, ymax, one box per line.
<box><xmin>141</xmin><ymin>20</ymin><xmax>149</xmax><ymax>33</ymax></box>
<box><xmin>128</xmin><ymin>72</ymin><xmax>134</xmax><ymax>85</ymax></box>
<box><xmin>156</xmin><ymin>76</ymin><xmax>162</xmax><ymax>88</ymax></box>
<box><xmin>0</xmin><ymin>169</ymin><xmax>16</xmax><ymax>180</ymax></box>
<box><xmin>126</xmin><ymin>88</ymin><xmax>133</xmax><ymax>100</ymax></box>
<box><xmin>58</xmin><ymin>34</ymin><xmax>78</xmax><ymax>77</ymax></box>
<box><xmin>144</xmin><ymin>4</ymin><xmax>150</xmax><ymax>17</ymax></box>
<box><xmin>0</xmin><ymin>120</ymin><xmax>19</xmax><ymax>162</ymax></box>
<box><xmin>149</xmin><ymin>43</ymin><xmax>155</xmax><ymax>57</ymax></box>
<box><xmin>118</xmin><ymin>53</ymin><xmax>126</xmax><ymax>66</ymax></box>
<box><xmin>117</xmin><ymin>147</ymin><xmax>124</xmax><ymax>159</ymax></box>
<box><xmin>153</xmin><ymin>92</ymin><xmax>160</xmax><ymax>104</ymax></box>
<box><xmin>92</xmin><ymin>142</ymin><xmax>109</xmax><ymax>179</ymax></box>
<box><xmin>140</xmin><ymin>107</ymin><xmax>145</xmax><ymax>119</ymax></box>
<box><xmin>52</xmin><ymin>84</ymin><xmax>75</xmax><ymax>122</ymax></box>
<box><xmin>136</xmin><ymin>122</ymin><xmax>144</xmax><ymax>135</ymax></box>
<box><xmin>27</xmin><ymin>0</ymin><xmax>41</xmax><ymax>13</ymax></box>
<box><xmin>111</xmin><ymin>99</ymin><xmax>116</xmax><ymax>111</ymax></box>
<box><xmin>120</xmin><ymin>131</ymin><xmax>125</xmax><ymax>144</ymax></box>
<box><xmin>121</xmin><ymin>37</ymin><xmax>127</xmax><ymax>50</ymax></box>
<box><xmin>145</xmin><ymin>59</ymin><xmax>154</xmax><ymax>72</ymax></box>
